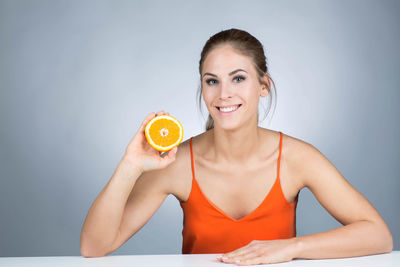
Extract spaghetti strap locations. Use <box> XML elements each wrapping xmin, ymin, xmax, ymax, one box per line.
<box><xmin>180</xmin><ymin>137</ymin><xmax>196</xmax><ymax>204</ymax></box>
<box><xmin>277</xmin><ymin>131</ymin><xmax>283</xmax><ymax>180</ymax></box>
<box><xmin>189</xmin><ymin>137</ymin><xmax>195</xmax><ymax>180</ymax></box>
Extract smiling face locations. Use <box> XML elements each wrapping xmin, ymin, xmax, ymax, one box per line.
<box><xmin>201</xmin><ymin>44</ymin><xmax>269</xmax><ymax>130</ymax></box>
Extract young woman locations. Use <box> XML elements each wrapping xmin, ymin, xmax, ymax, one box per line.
<box><xmin>80</xmin><ymin>28</ymin><xmax>393</xmax><ymax>265</ymax></box>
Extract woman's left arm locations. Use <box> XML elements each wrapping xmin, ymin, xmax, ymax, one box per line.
<box><xmin>288</xmin><ymin>141</ymin><xmax>393</xmax><ymax>259</ymax></box>
<box><xmin>219</xmin><ymin>141</ymin><xmax>393</xmax><ymax>265</ymax></box>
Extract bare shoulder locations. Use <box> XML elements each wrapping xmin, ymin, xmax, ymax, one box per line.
<box><xmin>166</xmin><ymin>131</ymin><xmax>211</xmax><ymax>202</ymax></box>
<box><xmin>132</xmin><ymin>138</ymin><xmax>191</xmax><ymax>201</ymax></box>
<box><xmin>281</xmin><ymin>132</ymin><xmax>323</xmax><ymax>190</ymax></box>
<box><xmin>162</xmin><ymin>138</ymin><xmax>192</xmax><ymax>199</ymax></box>
<box><xmin>282</xmin><ymin>132</ymin><xmax>342</xmax><ymax>190</ymax></box>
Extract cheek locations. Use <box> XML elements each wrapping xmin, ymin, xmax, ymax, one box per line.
<box><xmin>202</xmin><ymin>88</ymin><xmax>215</xmax><ymax>105</ymax></box>
<box><xmin>241</xmin><ymin>91</ymin><xmax>261</xmax><ymax>115</ymax></box>
<box><xmin>243</xmin><ymin>86</ymin><xmax>259</xmax><ymax>105</ymax></box>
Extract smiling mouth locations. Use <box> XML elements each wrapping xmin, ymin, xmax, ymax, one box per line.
<box><xmin>216</xmin><ymin>104</ymin><xmax>242</xmax><ymax>112</ymax></box>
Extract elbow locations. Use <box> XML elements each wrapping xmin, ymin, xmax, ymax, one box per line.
<box><xmin>81</xmin><ymin>252</ymin><xmax>107</xmax><ymax>258</ymax></box>
<box><xmin>80</xmin><ymin>245</ymin><xmax>109</xmax><ymax>258</ymax></box>
<box><xmin>80</xmin><ymin>248</ymin><xmax>93</xmax><ymax>258</ymax></box>
<box><xmin>376</xmin><ymin>222</ymin><xmax>393</xmax><ymax>254</ymax></box>
<box><xmin>80</xmin><ymin>228</ymin><xmax>118</xmax><ymax>257</ymax></box>
<box><xmin>383</xmin><ymin>230</ymin><xmax>393</xmax><ymax>253</ymax></box>
<box><xmin>364</xmin><ymin>218</ymin><xmax>393</xmax><ymax>254</ymax></box>
<box><xmin>80</xmin><ymin>238</ymin><xmax>110</xmax><ymax>258</ymax></box>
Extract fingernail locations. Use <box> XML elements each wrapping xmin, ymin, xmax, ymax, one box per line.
<box><xmin>222</xmin><ymin>256</ymin><xmax>228</xmax><ymax>260</ymax></box>
<box><xmin>235</xmin><ymin>259</ymin><xmax>240</xmax><ymax>263</ymax></box>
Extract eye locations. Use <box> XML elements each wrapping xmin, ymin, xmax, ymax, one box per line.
<box><xmin>233</xmin><ymin>75</ymin><xmax>246</xmax><ymax>83</ymax></box>
<box><xmin>205</xmin><ymin>79</ymin><xmax>218</xmax><ymax>85</ymax></box>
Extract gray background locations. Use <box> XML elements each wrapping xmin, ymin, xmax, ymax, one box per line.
<box><xmin>0</xmin><ymin>0</ymin><xmax>399</xmax><ymax>257</ymax></box>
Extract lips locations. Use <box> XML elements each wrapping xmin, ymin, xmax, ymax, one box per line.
<box><xmin>215</xmin><ymin>104</ymin><xmax>242</xmax><ymax>116</ymax></box>
<box><xmin>216</xmin><ymin>104</ymin><xmax>242</xmax><ymax>110</ymax></box>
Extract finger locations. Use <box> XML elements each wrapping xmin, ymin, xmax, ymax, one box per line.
<box><xmin>161</xmin><ymin>110</ymin><xmax>169</xmax><ymax>116</ymax></box>
<box><xmin>222</xmin><ymin>251</ymin><xmax>253</xmax><ymax>264</ymax></box>
<box><xmin>167</xmin><ymin>146</ymin><xmax>178</xmax><ymax>158</ymax></box>
<box><xmin>159</xmin><ymin>147</ymin><xmax>177</xmax><ymax>166</ymax></box>
<box><xmin>236</xmin><ymin>256</ymin><xmax>264</xmax><ymax>266</ymax></box>
<box><xmin>156</xmin><ymin>110</ymin><xmax>165</xmax><ymax>116</ymax></box>
<box><xmin>234</xmin><ymin>251</ymin><xmax>260</xmax><ymax>262</ymax></box>
<box><xmin>139</xmin><ymin>112</ymin><xmax>156</xmax><ymax>131</ymax></box>
<box><xmin>223</xmin><ymin>243</ymin><xmax>252</xmax><ymax>258</ymax></box>
<box><xmin>222</xmin><ymin>247</ymin><xmax>258</xmax><ymax>263</ymax></box>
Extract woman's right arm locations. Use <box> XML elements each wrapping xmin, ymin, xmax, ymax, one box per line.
<box><xmin>79</xmin><ymin>159</ymin><xmax>143</xmax><ymax>257</ymax></box>
<box><xmin>79</xmin><ymin>111</ymin><xmax>180</xmax><ymax>257</ymax></box>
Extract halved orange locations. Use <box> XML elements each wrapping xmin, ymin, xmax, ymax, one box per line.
<box><xmin>145</xmin><ymin>114</ymin><xmax>184</xmax><ymax>152</ymax></box>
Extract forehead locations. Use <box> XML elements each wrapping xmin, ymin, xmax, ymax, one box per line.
<box><xmin>202</xmin><ymin>45</ymin><xmax>254</xmax><ymax>74</ymax></box>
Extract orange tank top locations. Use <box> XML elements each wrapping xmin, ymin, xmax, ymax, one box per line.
<box><xmin>179</xmin><ymin>131</ymin><xmax>299</xmax><ymax>254</ymax></box>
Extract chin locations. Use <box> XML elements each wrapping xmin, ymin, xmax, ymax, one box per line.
<box><xmin>214</xmin><ymin>121</ymin><xmax>242</xmax><ymax>131</ymax></box>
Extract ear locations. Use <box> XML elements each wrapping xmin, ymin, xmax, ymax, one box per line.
<box><xmin>260</xmin><ymin>75</ymin><xmax>271</xmax><ymax>97</ymax></box>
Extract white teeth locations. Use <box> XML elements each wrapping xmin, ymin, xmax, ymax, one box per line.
<box><xmin>219</xmin><ymin>105</ymin><xmax>239</xmax><ymax>112</ymax></box>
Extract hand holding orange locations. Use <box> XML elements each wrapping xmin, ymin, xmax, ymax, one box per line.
<box><xmin>122</xmin><ymin>111</ymin><xmax>183</xmax><ymax>173</ymax></box>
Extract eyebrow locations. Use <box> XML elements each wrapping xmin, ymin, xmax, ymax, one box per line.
<box><xmin>202</xmin><ymin>69</ymin><xmax>248</xmax><ymax>78</ymax></box>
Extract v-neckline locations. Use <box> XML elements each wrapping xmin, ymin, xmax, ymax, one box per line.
<box><xmin>189</xmin><ymin>132</ymin><xmax>282</xmax><ymax>223</ymax></box>
<box><xmin>193</xmin><ymin>173</ymin><xmax>279</xmax><ymax>222</ymax></box>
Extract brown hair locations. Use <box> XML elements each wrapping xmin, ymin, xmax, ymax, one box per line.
<box><xmin>197</xmin><ymin>28</ymin><xmax>277</xmax><ymax>131</ymax></box>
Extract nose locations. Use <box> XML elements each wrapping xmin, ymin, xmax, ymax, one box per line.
<box><xmin>218</xmin><ymin>81</ymin><xmax>233</xmax><ymax>100</ymax></box>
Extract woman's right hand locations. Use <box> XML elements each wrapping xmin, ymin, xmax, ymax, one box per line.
<box><xmin>121</xmin><ymin>110</ymin><xmax>179</xmax><ymax>173</ymax></box>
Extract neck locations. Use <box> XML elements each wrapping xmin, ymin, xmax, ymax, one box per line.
<box><xmin>210</xmin><ymin>121</ymin><xmax>262</xmax><ymax>164</ymax></box>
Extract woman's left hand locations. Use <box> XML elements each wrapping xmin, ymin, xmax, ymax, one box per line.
<box><xmin>216</xmin><ymin>239</ymin><xmax>299</xmax><ymax>265</ymax></box>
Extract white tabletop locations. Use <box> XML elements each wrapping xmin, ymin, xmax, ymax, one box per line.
<box><xmin>0</xmin><ymin>251</ymin><xmax>399</xmax><ymax>266</ymax></box>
